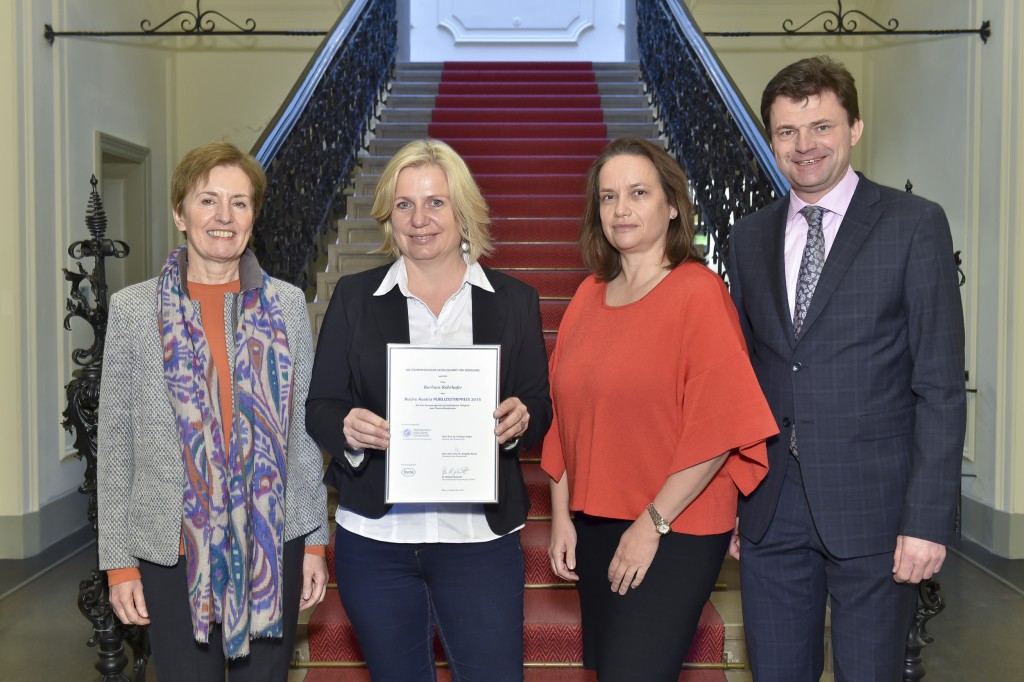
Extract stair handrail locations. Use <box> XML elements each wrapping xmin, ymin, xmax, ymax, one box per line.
<box><xmin>637</xmin><ymin>0</ymin><xmax>788</xmax><ymax>273</ymax></box>
<box><xmin>250</xmin><ymin>0</ymin><xmax>397</xmax><ymax>289</ymax></box>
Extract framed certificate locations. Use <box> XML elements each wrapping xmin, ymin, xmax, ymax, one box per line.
<box><xmin>385</xmin><ymin>344</ymin><xmax>501</xmax><ymax>503</ymax></box>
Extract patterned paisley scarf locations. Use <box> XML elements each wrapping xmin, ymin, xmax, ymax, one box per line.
<box><xmin>158</xmin><ymin>246</ymin><xmax>292</xmax><ymax>658</ymax></box>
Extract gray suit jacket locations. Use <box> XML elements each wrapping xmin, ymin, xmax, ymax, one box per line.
<box><xmin>97</xmin><ymin>251</ymin><xmax>329</xmax><ymax>570</ymax></box>
<box><xmin>727</xmin><ymin>174</ymin><xmax>966</xmax><ymax>558</ymax></box>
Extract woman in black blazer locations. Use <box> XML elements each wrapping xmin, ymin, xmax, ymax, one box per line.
<box><xmin>306</xmin><ymin>139</ymin><xmax>552</xmax><ymax>681</ymax></box>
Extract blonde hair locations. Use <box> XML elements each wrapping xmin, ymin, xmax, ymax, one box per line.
<box><xmin>371</xmin><ymin>139</ymin><xmax>494</xmax><ymax>261</ymax></box>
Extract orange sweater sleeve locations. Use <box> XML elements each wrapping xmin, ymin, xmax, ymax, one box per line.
<box><xmin>669</xmin><ymin>271</ymin><xmax>775</xmax><ymax>485</ymax></box>
<box><xmin>540</xmin><ymin>319</ymin><xmax>567</xmax><ymax>482</ymax></box>
<box><xmin>108</xmin><ymin>547</ymin><xmax>327</xmax><ymax>588</ymax></box>
<box><xmin>107</xmin><ymin>567</ymin><xmax>141</xmax><ymax>586</ymax></box>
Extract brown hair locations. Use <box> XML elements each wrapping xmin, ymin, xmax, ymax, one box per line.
<box><xmin>760</xmin><ymin>55</ymin><xmax>860</xmax><ymax>131</ymax></box>
<box><xmin>371</xmin><ymin>139</ymin><xmax>494</xmax><ymax>262</ymax></box>
<box><xmin>171</xmin><ymin>141</ymin><xmax>267</xmax><ymax>219</ymax></box>
<box><xmin>579</xmin><ymin>137</ymin><xmax>701</xmax><ymax>281</ymax></box>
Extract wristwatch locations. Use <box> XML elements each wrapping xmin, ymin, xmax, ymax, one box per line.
<box><xmin>646</xmin><ymin>503</ymin><xmax>671</xmax><ymax>536</ymax></box>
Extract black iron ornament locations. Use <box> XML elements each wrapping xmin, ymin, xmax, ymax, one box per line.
<box><xmin>904</xmin><ymin>581</ymin><xmax>946</xmax><ymax>681</ymax></box>
<box><xmin>45</xmin><ymin>0</ymin><xmax>325</xmax><ymax>44</ymax></box>
<box><xmin>703</xmin><ymin>0</ymin><xmax>991</xmax><ymax>43</ymax></box>
<box><xmin>62</xmin><ymin>176</ymin><xmax>150</xmax><ymax>681</ymax></box>
<box><xmin>140</xmin><ymin>0</ymin><xmax>256</xmax><ymax>35</ymax></box>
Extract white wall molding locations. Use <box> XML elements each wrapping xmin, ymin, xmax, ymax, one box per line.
<box><xmin>437</xmin><ymin>0</ymin><xmax>594</xmax><ymax>44</ymax></box>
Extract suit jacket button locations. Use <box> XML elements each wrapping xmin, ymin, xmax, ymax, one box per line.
<box><xmin>782</xmin><ymin>417</ymin><xmax>792</xmax><ymax>427</ymax></box>
<box><xmin>792</xmin><ymin>362</ymin><xmax>803</xmax><ymax>372</ymax></box>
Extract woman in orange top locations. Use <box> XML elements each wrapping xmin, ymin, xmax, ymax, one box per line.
<box><xmin>542</xmin><ymin>137</ymin><xmax>778</xmax><ymax>681</ymax></box>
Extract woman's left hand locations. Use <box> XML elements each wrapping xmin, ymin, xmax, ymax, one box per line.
<box><xmin>300</xmin><ymin>553</ymin><xmax>328</xmax><ymax>610</ymax></box>
<box><xmin>494</xmin><ymin>397</ymin><xmax>530</xmax><ymax>445</ymax></box>
<box><xmin>607</xmin><ymin>516</ymin><xmax>662</xmax><ymax>595</ymax></box>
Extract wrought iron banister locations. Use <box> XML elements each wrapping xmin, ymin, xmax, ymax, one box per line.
<box><xmin>637</xmin><ymin>0</ymin><xmax>788</xmax><ymax>274</ymax></box>
<box><xmin>250</xmin><ymin>0</ymin><xmax>397</xmax><ymax>289</ymax></box>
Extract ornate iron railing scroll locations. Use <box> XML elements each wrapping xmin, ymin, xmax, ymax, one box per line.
<box><xmin>251</xmin><ymin>0</ymin><xmax>397</xmax><ymax>289</ymax></box>
<box><xmin>701</xmin><ymin>0</ymin><xmax>991</xmax><ymax>43</ymax></box>
<box><xmin>45</xmin><ymin>0</ymin><xmax>327</xmax><ymax>44</ymax></box>
<box><xmin>637</xmin><ymin>0</ymin><xmax>788</xmax><ymax>276</ymax></box>
<box><xmin>63</xmin><ymin>176</ymin><xmax>150</xmax><ymax>681</ymax></box>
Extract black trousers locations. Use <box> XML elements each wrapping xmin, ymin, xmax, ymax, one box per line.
<box><xmin>574</xmin><ymin>513</ymin><xmax>730</xmax><ymax>682</ymax></box>
<box><xmin>137</xmin><ymin>537</ymin><xmax>304</xmax><ymax>682</ymax></box>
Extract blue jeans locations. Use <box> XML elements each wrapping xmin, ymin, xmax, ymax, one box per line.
<box><xmin>334</xmin><ymin>526</ymin><xmax>525</xmax><ymax>682</ymax></box>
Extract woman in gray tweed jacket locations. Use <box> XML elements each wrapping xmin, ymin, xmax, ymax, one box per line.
<box><xmin>97</xmin><ymin>142</ymin><xmax>329</xmax><ymax>681</ymax></box>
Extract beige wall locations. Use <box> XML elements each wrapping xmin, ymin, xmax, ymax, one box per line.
<box><xmin>693</xmin><ymin>0</ymin><xmax>1024</xmax><ymax>556</ymax></box>
<box><xmin>6</xmin><ymin>0</ymin><xmax>1021</xmax><ymax>558</ymax></box>
<box><xmin>1</xmin><ymin>0</ymin><xmax>24</xmax><ymax>527</ymax></box>
<box><xmin>172</xmin><ymin>1</ymin><xmax>348</xmax><ymax>158</ymax></box>
<box><xmin>2</xmin><ymin>0</ymin><xmax>342</xmax><ymax>558</ymax></box>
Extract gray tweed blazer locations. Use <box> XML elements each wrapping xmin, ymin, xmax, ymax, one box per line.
<box><xmin>97</xmin><ymin>250</ymin><xmax>329</xmax><ymax>570</ymax></box>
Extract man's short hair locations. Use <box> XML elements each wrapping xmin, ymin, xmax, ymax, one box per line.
<box><xmin>760</xmin><ymin>55</ymin><xmax>860</xmax><ymax>131</ymax></box>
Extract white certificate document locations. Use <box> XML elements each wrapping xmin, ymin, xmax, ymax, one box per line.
<box><xmin>386</xmin><ymin>344</ymin><xmax>500</xmax><ymax>503</ymax></box>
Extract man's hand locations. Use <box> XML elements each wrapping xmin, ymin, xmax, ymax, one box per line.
<box><xmin>893</xmin><ymin>535</ymin><xmax>946</xmax><ymax>583</ymax></box>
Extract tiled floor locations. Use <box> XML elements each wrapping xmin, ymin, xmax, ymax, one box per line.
<box><xmin>1</xmin><ymin>536</ymin><xmax>1021</xmax><ymax>681</ymax></box>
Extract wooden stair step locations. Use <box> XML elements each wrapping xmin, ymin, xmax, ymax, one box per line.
<box><xmin>476</xmin><ymin>174</ymin><xmax>588</xmax><ymax>196</ymax></box>
<box><xmin>302</xmin><ymin>668</ymin><xmax>729</xmax><ymax>681</ymax></box>
<box><xmin>307</xmin><ymin>589</ymin><xmax>725</xmax><ymax>667</ymax></box>
<box><xmin>433</xmin><ymin>108</ymin><xmax>605</xmax><ymax>123</ymax></box>
<box><xmin>524</xmin><ymin>460</ymin><xmax>552</xmax><ymax>518</ymax></box>
<box><xmin>501</xmin><ymin>270</ymin><xmax>589</xmax><ymax>298</ymax></box>
<box><xmin>346</xmin><ymin>193</ymin><xmax>587</xmax><ymax>220</ymax></box>
<box><xmin>480</xmin><ymin>243</ymin><xmax>585</xmax><ymax>269</ymax></box>
<box><xmin>357</xmin><ymin>154</ymin><xmax>597</xmax><ymax>175</ymax></box>
<box><xmin>522</xmin><ymin>520</ymin><xmax>573</xmax><ymax>586</ymax></box>
<box><xmin>488</xmin><ymin>195</ymin><xmax>587</xmax><ymax>220</ymax></box>
<box><xmin>490</xmin><ymin>218</ymin><xmax>582</xmax><ymax>243</ymax></box>
<box><xmin>427</xmin><ymin>122</ymin><xmax>608</xmax><ymax>139</ymax></box>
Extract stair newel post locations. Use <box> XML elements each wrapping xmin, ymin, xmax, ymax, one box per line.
<box><xmin>903</xmin><ymin>580</ymin><xmax>945</xmax><ymax>681</ymax></box>
<box><xmin>63</xmin><ymin>175</ymin><xmax>150</xmax><ymax>681</ymax></box>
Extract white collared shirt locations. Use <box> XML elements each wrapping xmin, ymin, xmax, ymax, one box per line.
<box><xmin>335</xmin><ymin>256</ymin><xmax>519</xmax><ymax>543</ymax></box>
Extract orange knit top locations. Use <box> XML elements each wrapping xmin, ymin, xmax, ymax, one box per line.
<box><xmin>540</xmin><ymin>262</ymin><xmax>778</xmax><ymax>535</ymax></box>
<box><xmin>108</xmin><ymin>281</ymin><xmax>323</xmax><ymax>587</ymax></box>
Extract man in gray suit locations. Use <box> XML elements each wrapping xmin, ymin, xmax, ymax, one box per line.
<box><xmin>727</xmin><ymin>56</ymin><xmax>966</xmax><ymax>681</ymax></box>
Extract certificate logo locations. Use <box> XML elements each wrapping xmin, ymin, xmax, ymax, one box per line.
<box><xmin>403</xmin><ymin>428</ymin><xmax>412</xmax><ymax>438</ymax></box>
<box><xmin>401</xmin><ymin>466</ymin><xmax>417</xmax><ymax>477</ymax></box>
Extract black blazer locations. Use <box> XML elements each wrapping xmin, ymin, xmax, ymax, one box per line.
<box><xmin>727</xmin><ymin>174</ymin><xmax>966</xmax><ymax>558</ymax></box>
<box><xmin>306</xmin><ymin>263</ymin><xmax>553</xmax><ymax>535</ymax></box>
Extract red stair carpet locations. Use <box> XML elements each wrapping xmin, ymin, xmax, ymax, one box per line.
<box><xmin>304</xmin><ymin>62</ymin><xmax>728</xmax><ymax>681</ymax></box>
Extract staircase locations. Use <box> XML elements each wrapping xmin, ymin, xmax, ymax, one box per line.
<box><xmin>296</xmin><ymin>61</ymin><xmax>757</xmax><ymax>681</ymax></box>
